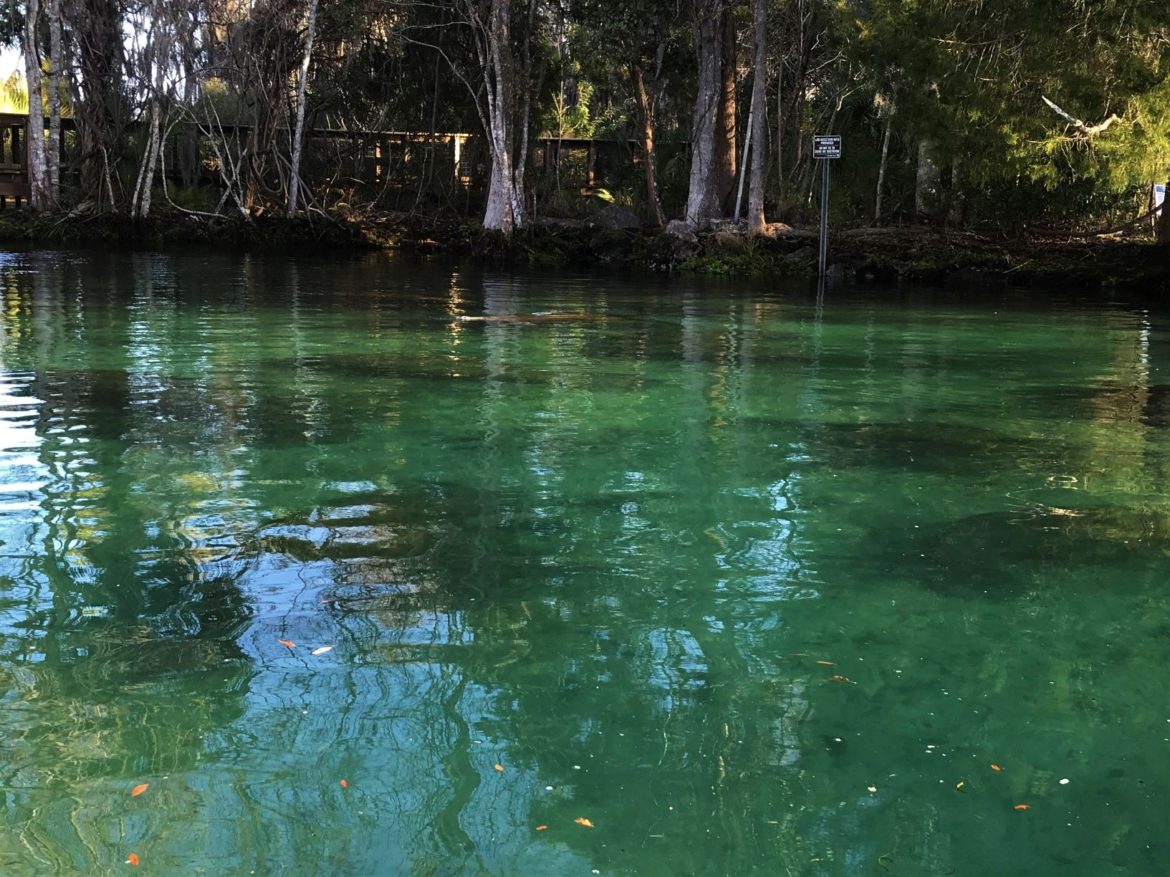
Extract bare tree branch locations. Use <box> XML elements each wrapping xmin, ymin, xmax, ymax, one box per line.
<box><xmin>1041</xmin><ymin>95</ymin><xmax>1122</xmax><ymax>135</ymax></box>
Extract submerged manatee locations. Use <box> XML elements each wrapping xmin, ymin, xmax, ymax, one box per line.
<box><xmin>254</xmin><ymin>498</ymin><xmax>436</xmax><ymax>563</ymax></box>
<box><xmin>452</xmin><ymin>312</ymin><xmax>605</xmax><ymax>324</ymax></box>
<box><xmin>914</xmin><ymin>504</ymin><xmax>1170</xmax><ymax>595</ymax></box>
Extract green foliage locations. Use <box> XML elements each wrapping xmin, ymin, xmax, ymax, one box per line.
<box><xmin>196</xmin><ymin>78</ymin><xmax>250</xmax><ymax>126</ymax></box>
<box><xmin>842</xmin><ymin>0</ymin><xmax>1170</xmax><ymax>226</ymax></box>
<box><xmin>0</xmin><ymin>3</ymin><xmax>21</xmax><ymax>46</ymax></box>
<box><xmin>546</xmin><ymin>81</ymin><xmax>597</xmax><ymax>139</ymax></box>
<box><xmin>2</xmin><ymin>0</ymin><xmax>1164</xmax><ymax>232</ymax></box>
<box><xmin>0</xmin><ymin>72</ymin><xmax>28</xmax><ymax>114</ymax></box>
<box><xmin>166</xmin><ymin>185</ymin><xmax>219</xmax><ymax>213</ymax></box>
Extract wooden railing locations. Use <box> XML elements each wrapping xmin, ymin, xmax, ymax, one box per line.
<box><xmin>0</xmin><ymin>113</ymin><xmax>29</xmax><ymax>206</ymax></box>
<box><xmin>0</xmin><ymin>113</ymin><xmax>658</xmax><ymax>209</ymax></box>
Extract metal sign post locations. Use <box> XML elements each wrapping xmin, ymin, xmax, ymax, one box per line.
<box><xmin>813</xmin><ymin>135</ymin><xmax>842</xmax><ymax>277</ymax></box>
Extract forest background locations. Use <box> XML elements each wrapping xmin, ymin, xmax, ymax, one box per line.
<box><xmin>1</xmin><ymin>0</ymin><xmax>1168</xmax><ymax>245</ymax></box>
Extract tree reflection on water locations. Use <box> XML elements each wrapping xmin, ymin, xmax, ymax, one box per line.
<box><xmin>1</xmin><ymin>254</ymin><xmax>1169</xmax><ymax>873</ymax></box>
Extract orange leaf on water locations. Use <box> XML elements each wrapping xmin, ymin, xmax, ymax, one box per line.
<box><xmin>990</xmin><ymin>763</ymin><xmax>1003</xmax><ymax>772</ymax></box>
<box><xmin>574</xmin><ymin>817</ymin><xmax>594</xmax><ymax>828</ymax></box>
<box><xmin>494</xmin><ymin>764</ymin><xmax>504</xmax><ymax>773</ymax></box>
<box><xmin>535</xmin><ymin>825</ymin><xmax>548</xmax><ymax>831</ymax></box>
<box><xmin>1013</xmin><ymin>803</ymin><xmax>1030</xmax><ymax>811</ymax></box>
<box><xmin>126</xmin><ymin>853</ymin><xmax>140</xmax><ymax>866</ymax></box>
<box><xmin>130</xmin><ymin>783</ymin><xmax>149</xmax><ymax>798</ymax></box>
<box><xmin>278</xmin><ymin>639</ymin><xmax>296</xmax><ymax>648</ymax></box>
<box><xmin>339</xmin><ymin>779</ymin><xmax>348</xmax><ymax>788</ymax></box>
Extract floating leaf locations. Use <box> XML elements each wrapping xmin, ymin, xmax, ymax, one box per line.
<box><xmin>990</xmin><ymin>763</ymin><xmax>1003</xmax><ymax>772</ymax></box>
<box><xmin>278</xmin><ymin>639</ymin><xmax>296</xmax><ymax>648</ymax></box>
<box><xmin>131</xmin><ymin>783</ymin><xmax>149</xmax><ymax>798</ymax></box>
<box><xmin>494</xmin><ymin>763</ymin><xmax>504</xmax><ymax>773</ymax></box>
<box><xmin>311</xmin><ymin>646</ymin><xmax>333</xmax><ymax>656</ymax></box>
<box><xmin>126</xmin><ymin>853</ymin><xmax>140</xmax><ymax>866</ymax></box>
<box><xmin>829</xmin><ymin>676</ymin><xmax>851</xmax><ymax>684</ymax></box>
<box><xmin>866</xmin><ymin>785</ymin><xmax>877</xmax><ymax>793</ymax></box>
<box><xmin>535</xmin><ymin>825</ymin><xmax>548</xmax><ymax>831</ymax></box>
<box><xmin>339</xmin><ymin>779</ymin><xmax>348</xmax><ymax>789</ymax></box>
<box><xmin>816</xmin><ymin>660</ymin><xmax>835</xmax><ymax>666</ymax></box>
<box><xmin>955</xmin><ymin>781</ymin><xmax>966</xmax><ymax>792</ymax></box>
<box><xmin>574</xmin><ymin>817</ymin><xmax>594</xmax><ymax>828</ymax></box>
<box><xmin>1013</xmin><ymin>803</ymin><xmax>1030</xmax><ymax>811</ymax></box>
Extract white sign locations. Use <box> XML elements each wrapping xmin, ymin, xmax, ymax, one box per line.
<box><xmin>813</xmin><ymin>135</ymin><xmax>842</xmax><ymax>160</ymax></box>
<box><xmin>1156</xmin><ymin>183</ymin><xmax>1167</xmax><ymax>212</ymax></box>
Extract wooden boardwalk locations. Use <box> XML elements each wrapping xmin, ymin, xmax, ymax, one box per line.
<box><xmin>0</xmin><ymin>114</ymin><xmax>30</xmax><ymax>206</ymax></box>
<box><xmin>0</xmin><ymin>113</ymin><xmax>654</xmax><ymax>207</ymax></box>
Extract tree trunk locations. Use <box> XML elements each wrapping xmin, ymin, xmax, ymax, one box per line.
<box><xmin>779</xmin><ymin>0</ymin><xmax>812</xmax><ymax>207</ymax></box>
<box><xmin>915</xmin><ymin>140</ymin><xmax>939</xmax><ymax>218</ymax></box>
<box><xmin>510</xmin><ymin>0</ymin><xmax>538</xmax><ymax>227</ymax></box>
<box><xmin>135</xmin><ymin>44</ymin><xmax>167</xmax><ymax>220</ymax></box>
<box><xmin>64</xmin><ymin>0</ymin><xmax>126</xmax><ymax>210</ymax></box>
<box><xmin>746</xmin><ymin>0</ymin><xmax>767</xmax><ymax>235</ymax></box>
<box><xmin>484</xmin><ymin>144</ymin><xmax>517</xmax><ymax>233</ymax></box>
<box><xmin>633</xmin><ymin>65</ymin><xmax>665</xmax><ymax>228</ymax></box>
<box><xmin>47</xmin><ymin>0</ymin><xmax>62</xmax><ymax>206</ymax></box>
<box><xmin>481</xmin><ymin>0</ymin><xmax>521</xmax><ymax>233</ymax></box>
<box><xmin>21</xmin><ymin>0</ymin><xmax>50</xmax><ymax>212</ymax></box>
<box><xmin>775</xmin><ymin>64</ymin><xmax>782</xmax><ymax>203</ymax></box>
<box><xmin>1158</xmin><ymin>182</ymin><xmax>1170</xmax><ymax>244</ymax></box>
<box><xmin>947</xmin><ymin>156</ymin><xmax>964</xmax><ymax>225</ymax></box>
<box><xmin>238</xmin><ymin>1</ymin><xmax>296</xmax><ymax>214</ymax></box>
<box><xmin>715</xmin><ymin>3</ymin><xmax>737</xmax><ymax>212</ymax></box>
<box><xmin>131</xmin><ymin>10</ymin><xmax>165</xmax><ymax>220</ymax></box>
<box><xmin>130</xmin><ymin>92</ymin><xmax>156</xmax><ymax>218</ymax></box>
<box><xmin>288</xmin><ymin>0</ymin><xmax>320</xmax><ymax>217</ymax></box>
<box><xmin>734</xmin><ymin>101</ymin><xmax>752</xmax><ymax>221</ymax></box>
<box><xmin>685</xmin><ymin>0</ymin><xmax>724</xmax><ymax>229</ymax></box>
<box><xmin>875</xmin><ymin>113</ymin><xmax>892</xmax><ymax>223</ymax></box>
<box><xmin>244</xmin><ymin>78</ymin><xmax>284</xmax><ymax>213</ymax></box>
<box><xmin>134</xmin><ymin>108</ymin><xmax>162</xmax><ymax>219</ymax></box>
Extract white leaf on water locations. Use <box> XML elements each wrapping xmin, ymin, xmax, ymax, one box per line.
<box><xmin>311</xmin><ymin>646</ymin><xmax>334</xmax><ymax>656</ymax></box>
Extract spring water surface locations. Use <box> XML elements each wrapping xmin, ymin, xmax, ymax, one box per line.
<box><xmin>0</xmin><ymin>251</ymin><xmax>1168</xmax><ymax>875</ymax></box>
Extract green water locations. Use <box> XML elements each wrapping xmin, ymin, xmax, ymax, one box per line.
<box><xmin>1</xmin><ymin>251</ymin><xmax>1169</xmax><ymax>875</ymax></box>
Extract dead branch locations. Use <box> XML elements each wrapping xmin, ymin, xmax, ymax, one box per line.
<box><xmin>1041</xmin><ymin>95</ymin><xmax>1122</xmax><ymax>136</ymax></box>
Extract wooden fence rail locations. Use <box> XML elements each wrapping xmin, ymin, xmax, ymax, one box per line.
<box><xmin>0</xmin><ymin>113</ymin><xmax>653</xmax><ymax>209</ymax></box>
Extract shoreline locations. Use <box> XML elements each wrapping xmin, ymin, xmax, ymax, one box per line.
<box><xmin>1</xmin><ymin>210</ymin><xmax>1166</xmax><ymax>292</ymax></box>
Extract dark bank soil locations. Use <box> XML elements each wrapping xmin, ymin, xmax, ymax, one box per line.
<box><xmin>1</xmin><ymin>208</ymin><xmax>1167</xmax><ymax>292</ymax></box>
